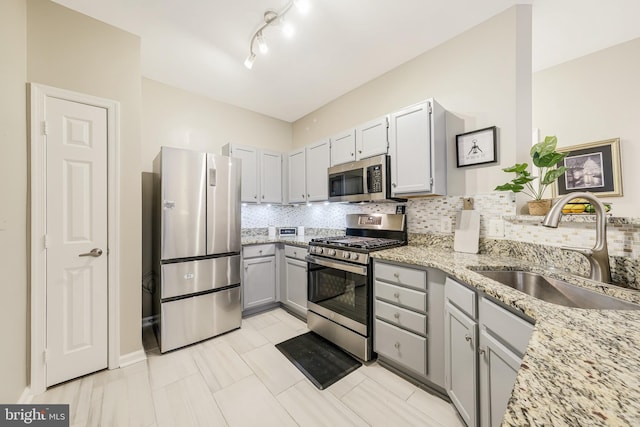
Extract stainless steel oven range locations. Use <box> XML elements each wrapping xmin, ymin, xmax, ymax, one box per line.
<box><xmin>306</xmin><ymin>213</ymin><xmax>407</xmax><ymax>361</ymax></box>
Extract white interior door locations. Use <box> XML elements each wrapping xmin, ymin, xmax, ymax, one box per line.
<box><xmin>45</xmin><ymin>96</ymin><xmax>108</xmax><ymax>387</ymax></box>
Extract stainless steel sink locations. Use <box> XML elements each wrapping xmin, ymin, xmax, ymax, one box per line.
<box><xmin>475</xmin><ymin>270</ymin><xmax>640</xmax><ymax>310</ymax></box>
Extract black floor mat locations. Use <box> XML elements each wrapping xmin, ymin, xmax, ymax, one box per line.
<box><xmin>275</xmin><ymin>332</ymin><xmax>362</xmax><ymax>390</ymax></box>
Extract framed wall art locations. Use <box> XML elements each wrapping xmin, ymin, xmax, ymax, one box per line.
<box><xmin>554</xmin><ymin>137</ymin><xmax>623</xmax><ymax>197</ymax></box>
<box><xmin>456</xmin><ymin>126</ymin><xmax>497</xmax><ymax>167</ymax></box>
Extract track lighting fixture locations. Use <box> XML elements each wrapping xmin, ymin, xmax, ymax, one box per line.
<box><xmin>243</xmin><ymin>0</ymin><xmax>311</xmax><ymax>69</ymax></box>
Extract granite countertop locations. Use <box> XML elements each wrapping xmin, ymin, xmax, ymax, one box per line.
<box><xmin>241</xmin><ymin>235</ymin><xmax>315</xmax><ymax>247</ymax></box>
<box><xmin>371</xmin><ymin>245</ymin><xmax>640</xmax><ymax>426</ymax></box>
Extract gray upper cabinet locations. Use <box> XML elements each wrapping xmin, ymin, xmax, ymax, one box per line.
<box><xmin>330</xmin><ymin>129</ymin><xmax>356</xmax><ymax>166</ymax></box>
<box><xmin>305</xmin><ymin>139</ymin><xmax>330</xmax><ymax>201</ymax></box>
<box><xmin>260</xmin><ymin>150</ymin><xmax>282</xmax><ymax>204</ymax></box>
<box><xmin>223</xmin><ymin>144</ymin><xmax>258</xmax><ymax>203</ymax></box>
<box><xmin>287</xmin><ymin>139</ymin><xmax>330</xmax><ymax>204</ymax></box>
<box><xmin>223</xmin><ymin>143</ymin><xmax>283</xmax><ymax>204</ymax></box>
<box><xmin>389</xmin><ymin>99</ymin><xmax>447</xmax><ymax>197</ymax></box>
<box><xmin>287</xmin><ymin>148</ymin><xmax>306</xmax><ymax>203</ymax></box>
<box><xmin>356</xmin><ymin>115</ymin><xmax>389</xmax><ymax>160</ymax></box>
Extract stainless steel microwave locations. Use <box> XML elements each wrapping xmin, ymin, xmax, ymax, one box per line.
<box><xmin>328</xmin><ymin>154</ymin><xmax>401</xmax><ymax>203</ymax></box>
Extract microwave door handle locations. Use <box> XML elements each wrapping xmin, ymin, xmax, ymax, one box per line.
<box><xmin>365</xmin><ymin>168</ymin><xmax>370</xmax><ymax>194</ymax></box>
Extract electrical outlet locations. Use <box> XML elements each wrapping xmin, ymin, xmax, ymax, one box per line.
<box><xmin>488</xmin><ymin>219</ymin><xmax>504</xmax><ymax>238</ymax></box>
<box><xmin>440</xmin><ymin>217</ymin><xmax>452</xmax><ymax>233</ymax></box>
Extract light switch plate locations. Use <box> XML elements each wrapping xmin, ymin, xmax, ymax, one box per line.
<box><xmin>488</xmin><ymin>219</ymin><xmax>504</xmax><ymax>238</ymax></box>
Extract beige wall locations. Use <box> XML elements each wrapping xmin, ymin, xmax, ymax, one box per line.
<box><xmin>27</xmin><ymin>0</ymin><xmax>143</xmax><ymax>356</ymax></box>
<box><xmin>533</xmin><ymin>37</ymin><xmax>640</xmax><ymax>217</ymax></box>
<box><xmin>0</xmin><ymin>0</ymin><xmax>28</xmax><ymax>404</ymax></box>
<box><xmin>292</xmin><ymin>6</ymin><xmax>533</xmax><ymax>198</ymax></box>
<box><xmin>141</xmin><ymin>78</ymin><xmax>292</xmax><ymax>172</ymax></box>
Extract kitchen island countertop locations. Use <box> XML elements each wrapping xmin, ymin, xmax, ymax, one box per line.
<box><xmin>371</xmin><ymin>244</ymin><xmax>640</xmax><ymax>426</ymax></box>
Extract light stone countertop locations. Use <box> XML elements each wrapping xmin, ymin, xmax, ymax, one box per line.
<box><xmin>241</xmin><ymin>235</ymin><xmax>315</xmax><ymax>247</ymax></box>
<box><xmin>370</xmin><ymin>244</ymin><xmax>640</xmax><ymax>426</ymax></box>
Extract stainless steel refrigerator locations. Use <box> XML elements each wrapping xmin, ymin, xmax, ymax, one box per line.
<box><xmin>153</xmin><ymin>146</ymin><xmax>241</xmax><ymax>353</ymax></box>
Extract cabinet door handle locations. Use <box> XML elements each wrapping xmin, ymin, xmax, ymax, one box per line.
<box><xmin>394</xmin><ymin>313</ymin><xmax>400</xmax><ymax>319</ymax></box>
<box><xmin>394</xmin><ymin>342</ymin><xmax>400</xmax><ymax>349</ymax></box>
<box><xmin>262</xmin><ymin>195</ymin><xmax>264</xmax><ymax>199</ymax></box>
<box><xmin>392</xmin><ymin>183</ymin><xmax>397</xmax><ymax>188</ymax></box>
<box><xmin>393</xmin><ymin>292</ymin><xmax>400</xmax><ymax>298</ymax></box>
<box><xmin>351</xmin><ymin>152</ymin><xmax>354</xmax><ymax>156</ymax></box>
<box><xmin>254</xmin><ymin>195</ymin><xmax>257</xmax><ymax>199</ymax></box>
<box><xmin>393</xmin><ymin>273</ymin><xmax>399</xmax><ymax>278</ymax></box>
<box><xmin>465</xmin><ymin>334</ymin><xmax>472</xmax><ymax>343</ymax></box>
<box><xmin>358</xmin><ymin>150</ymin><xmax>362</xmax><ymax>154</ymax></box>
<box><xmin>259</xmin><ymin>250</ymin><xmax>263</xmax><ymax>254</ymax></box>
<box><xmin>478</xmin><ymin>347</ymin><xmax>486</xmax><ymax>356</ymax></box>
<box><xmin>307</xmin><ymin>194</ymin><xmax>310</xmax><ymax>198</ymax></box>
<box><xmin>302</xmin><ymin>194</ymin><xmax>305</xmax><ymax>198</ymax></box>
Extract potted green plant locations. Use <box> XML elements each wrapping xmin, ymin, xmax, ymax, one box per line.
<box><xmin>495</xmin><ymin>136</ymin><xmax>569</xmax><ymax>215</ymax></box>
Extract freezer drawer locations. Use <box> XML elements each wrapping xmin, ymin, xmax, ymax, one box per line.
<box><xmin>160</xmin><ymin>286</ymin><xmax>241</xmax><ymax>353</ymax></box>
<box><xmin>161</xmin><ymin>255</ymin><xmax>241</xmax><ymax>299</ymax></box>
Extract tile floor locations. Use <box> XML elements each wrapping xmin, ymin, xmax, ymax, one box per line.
<box><xmin>31</xmin><ymin>308</ymin><xmax>464</xmax><ymax>426</ymax></box>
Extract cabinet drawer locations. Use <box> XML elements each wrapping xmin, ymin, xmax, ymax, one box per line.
<box><xmin>284</xmin><ymin>245</ymin><xmax>306</xmax><ymax>261</ymax></box>
<box><xmin>375</xmin><ymin>300</ymin><xmax>427</xmax><ymax>335</ymax></box>
<box><xmin>375</xmin><ymin>281</ymin><xmax>426</xmax><ymax>312</ymax></box>
<box><xmin>374</xmin><ymin>319</ymin><xmax>427</xmax><ymax>376</ymax></box>
<box><xmin>375</xmin><ymin>262</ymin><xmax>426</xmax><ymax>291</ymax></box>
<box><xmin>480</xmin><ymin>298</ymin><xmax>533</xmax><ymax>356</ymax></box>
<box><xmin>445</xmin><ymin>277</ymin><xmax>476</xmax><ymax>319</ymax></box>
<box><xmin>243</xmin><ymin>244</ymin><xmax>275</xmax><ymax>258</ymax></box>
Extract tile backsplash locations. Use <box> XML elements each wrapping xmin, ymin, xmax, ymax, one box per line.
<box><xmin>241</xmin><ymin>192</ymin><xmax>639</xmax><ymax>259</ymax></box>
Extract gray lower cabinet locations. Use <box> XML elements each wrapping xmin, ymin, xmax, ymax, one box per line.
<box><xmin>373</xmin><ymin>260</ymin><xmax>446</xmax><ymax>391</ymax></box>
<box><xmin>283</xmin><ymin>245</ymin><xmax>307</xmax><ymax>317</ymax></box>
<box><xmin>445</xmin><ymin>277</ymin><xmax>534</xmax><ymax>427</ymax></box>
<box><xmin>445</xmin><ymin>298</ymin><xmax>478</xmax><ymax>427</ymax></box>
<box><xmin>478</xmin><ymin>297</ymin><xmax>533</xmax><ymax>427</ymax></box>
<box><xmin>242</xmin><ymin>244</ymin><xmax>276</xmax><ymax>312</ymax></box>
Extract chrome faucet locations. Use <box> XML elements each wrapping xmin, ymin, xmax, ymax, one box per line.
<box><xmin>541</xmin><ymin>192</ymin><xmax>611</xmax><ymax>283</ymax></box>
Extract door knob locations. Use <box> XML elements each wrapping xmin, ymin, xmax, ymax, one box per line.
<box><xmin>79</xmin><ymin>248</ymin><xmax>103</xmax><ymax>258</ymax></box>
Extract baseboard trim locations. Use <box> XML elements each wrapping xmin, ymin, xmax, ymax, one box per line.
<box><xmin>17</xmin><ymin>387</ymin><xmax>33</xmax><ymax>404</ymax></box>
<box><xmin>119</xmin><ymin>349</ymin><xmax>147</xmax><ymax>368</ymax></box>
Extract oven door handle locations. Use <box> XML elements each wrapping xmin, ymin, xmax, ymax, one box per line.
<box><xmin>306</xmin><ymin>255</ymin><xmax>368</xmax><ymax>276</ymax></box>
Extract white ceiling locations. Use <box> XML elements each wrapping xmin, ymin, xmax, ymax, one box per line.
<box><xmin>52</xmin><ymin>0</ymin><xmax>640</xmax><ymax>122</ymax></box>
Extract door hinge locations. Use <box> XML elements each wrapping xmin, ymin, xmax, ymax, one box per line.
<box><xmin>44</xmin><ymin>349</ymin><xmax>49</xmax><ymax>362</ymax></box>
<box><xmin>385</xmin><ymin>116</ymin><xmax>389</xmax><ymax>128</ymax></box>
<box><xmin>41</xmin><ymin>121</ymin><xmax>48</xmax><ymax>136</ymax></box>
<box><xmin>428</xmin><ymin>104</ymin><xmax>433</xmax><ymax>114</ymax></box>
<box><xmin>43</xmin><ymin>234</ymin><xmax>49</xmax><ymax>249</ymax></box>
<box><xmin>430</xmin><ymin>177</ymin><xmax>434</xmax><ymax>185</ymax></box>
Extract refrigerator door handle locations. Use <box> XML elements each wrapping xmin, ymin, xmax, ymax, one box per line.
<box><xmin>209</xmin><ymin>168</ymin><xmax>216</xmax><ymax>186</ymax></box>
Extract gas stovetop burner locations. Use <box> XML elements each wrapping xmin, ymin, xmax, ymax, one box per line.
<box><xmin>310</xmin><ymin>236</ymin><xmax>404</xmax><ymax>250</ymax></box>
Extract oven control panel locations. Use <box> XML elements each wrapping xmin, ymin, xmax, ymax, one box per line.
<box><xmin>308</xmin><ymin>245</ymin><xmax>369</xmax><ymax>265</ymax></box>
